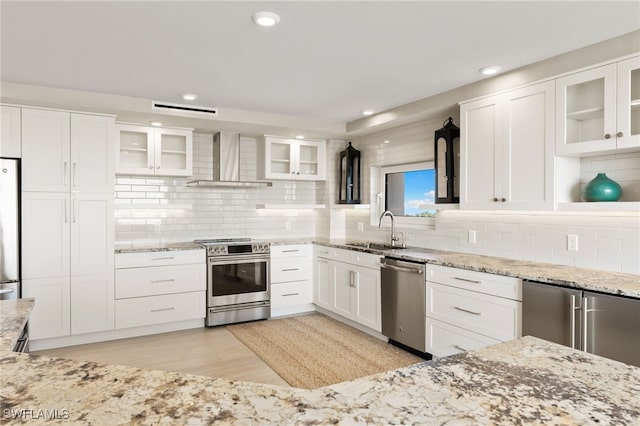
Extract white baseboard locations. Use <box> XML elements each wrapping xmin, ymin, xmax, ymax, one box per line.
<box><xmin>314</xmin><ymin>306</ymin><xmax>388</xmax><ymax>342</ymax></box>
<box><xmin>270</xmin><ymin>304</ymin><xmax>316</xmax><ymax>318</ymax></box>
<box><xmin>29</xmin><ymin>318</ymin><xmax>205</xmax><ymax>351</ymax></box>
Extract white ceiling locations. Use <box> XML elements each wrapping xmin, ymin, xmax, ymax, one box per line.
<box><xmin>1</xmin><ymin>1</ymin><xmax>639</xmax><ymax>132</ymax></box>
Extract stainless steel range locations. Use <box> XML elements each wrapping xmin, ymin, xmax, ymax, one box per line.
<box><xmin>195</xmin><ymin>238</ymin><xmax>270</xmax><ymax>326</ymax></box>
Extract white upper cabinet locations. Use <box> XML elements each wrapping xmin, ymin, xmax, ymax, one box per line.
<box><xmin>460</xmin><ymin>81</ymin><xmax>555</xmax><ymax>210</ymax></box>
<box><xmin>116</xmin><ymin>124</ymin><xmax>193</xmax><ymax>176</ymax></box>
<box><xmin>617</xmin><ymin>56</ymin><xmax>640</xmax><ymax>150</ymax></box>
<box><xmin>22</xmin><ymin>109</ymin><xmax>115</xmax><ymax>193</ymax></box>
<box><xmin>556</xmin><ymin>56</ymin><xmax>640</xmax><ymax>156</ymax></box>
<box><xmin>259</xmin><ymin>136</ymin><xmax>326</xmax><ymax>181</ymax></box>
<box><xmin>21</xmin><ymin>109</ymin><xmax>71</xmax><ymax>192</ymax></box>
<box><xmin>1</xmin><ymin>105</ymin><xmax>21</xmax><ymax>158</ymax></box>
<box><xmin>71</xmin><ymin>113</ymin><xmax>115</xmax><ymax>193</ymax></box>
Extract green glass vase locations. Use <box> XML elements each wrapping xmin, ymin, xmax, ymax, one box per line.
<box><xmin>583</xmin><ymin>173</ymin><xmax>622</xmax><ymax>202</ymax></box>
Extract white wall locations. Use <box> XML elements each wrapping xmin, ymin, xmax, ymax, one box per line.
<box><xmin>342</xmin><ymin>119</ymin><xmax>640</xmax><ymax>274</ymax></box>
<box><xmin>114</xmin><ymin>133</ymin><xmax>323</xmax><ymax>248</ymax></box>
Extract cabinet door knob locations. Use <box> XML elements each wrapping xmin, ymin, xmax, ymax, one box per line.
<box><xmin>493</xmin><ymin>197</ymin><xmax>499</xmax><ymax>202</ymax></box>
<box><xmin>156</xmin><ymin>166</ymin><xmax>160</xmax><ymax>169</ymax></box>
<box><xmin>617</xmin><ymin>131</ymin><xmax>624</xmax><ymax>138</ymax></box>
<box><xmin>149</xmin><ymin>166</ymin><xmax>154</xmax><ymax>170</ymax></box>
<box><xmin>604</xmin><ymin>133</ymin><xmax>612</xmax><ymax>139</ymax></box>
<box><xmin>501</xmin><ymin>198</ymin><xmax>506</xmax><ymax>202</ymax></box>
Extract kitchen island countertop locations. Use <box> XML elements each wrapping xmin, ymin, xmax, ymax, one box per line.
<box><xmin>1</xmin><ymin>335</ymin><xmax>639</xmax><ymax>425</ymax></box>
<box><xmin>0</xmin><ymin>298</ymin><xmax>34</xmax><ymax>352</ymax></box>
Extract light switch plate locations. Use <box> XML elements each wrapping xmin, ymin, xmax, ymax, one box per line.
<box><xmin>468</xmin><ymin>230</ymin><xmax>476</xmax><ymax>244</ymax></box>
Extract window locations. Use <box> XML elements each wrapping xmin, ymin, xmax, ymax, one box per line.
<box><xmin>370</xmin><ymin>162</ymin><xmax>437</xmax><ymax>228</ymax></box>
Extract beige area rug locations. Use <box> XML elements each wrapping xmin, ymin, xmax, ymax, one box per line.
<box><xmin>227</xmin><ymin>313</ymin><xmax>423</xmax><ymax>389</ymax></box>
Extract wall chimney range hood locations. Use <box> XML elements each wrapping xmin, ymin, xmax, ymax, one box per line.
<box><xmin>187</xmin><ymin>131</ymin><xmax>272</xmax><ymax>188</ymax></box>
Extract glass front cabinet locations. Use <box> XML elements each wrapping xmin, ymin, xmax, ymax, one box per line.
<box><xmin>116</xmin><ymin>124</ymin><xmax>193</xmax><ymax>176</ymax></box>
<box><xmin>556</xmin><ymin>56</ymin><xmax>640</xmax><ymax>156</ymax></box>
<box><xmin>260</xmin><ymin>136</ymin><xmax>326</xmax><ymax>181</ymax></box>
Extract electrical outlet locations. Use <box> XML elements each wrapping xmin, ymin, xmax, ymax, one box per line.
<box><xmin>357</xmin><ymin>222</ymin><xmax>364</xmax><ymax>232</ymax></box>
<box><xmin>468</xmin><ymin>230</ymin><xmax>476</xmax><ymax>244</ymax></box>
<box><xmin>567</xmin><ymin>234</ymin><xmax>579</xmax><ymax>252</ymax></box>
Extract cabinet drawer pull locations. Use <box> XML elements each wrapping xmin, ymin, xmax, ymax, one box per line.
<box><xmin>150</xmin><ymin>279</ymin><xmax>175</xmax><ymax>284</ymax></box>
<box><xmin>454</xmin><ymin>277</ymin><xmax>481</xmax><ymax>284</ymax></box>
<box><xmin>282</xmin><ymin>268</ymin><xmax>299</xmax><ymax>272</ymax></box>
<box><xmin>282</xmin><ymin>292</ymin><xmax>300</xmax><ymax>297</ymax></box>
<box><xmin>454</xmin><ymin>345</ymin><xmax>468</xmax><ymax>352</ymax></box>
<box><xmin>73</xmin><ymin>162</ymin><xmax>77</xmax><ymax>187</ymax></box>
<box><xmin>317</xmin><ymin>259</ymin><xmax>329</xmax><ymax>263</ymax></box>
<box><xmin>151</xmin><ymin>256</ymin><xmax>175</xmax><ymax>261</ymax></box>
<box><xmin>454</xmin><ymin>306</ymin><xmax>482</xmax><ymax>316</ymax></box>
<box><xmin>281</xmin><ymin>249</ymin><xmax>300</xmax><ymax>253</ymax></box>
<box><xmin>151</xmin><ymin>307</ymin><xmax>175</xmax><ymax>313</ymax></box>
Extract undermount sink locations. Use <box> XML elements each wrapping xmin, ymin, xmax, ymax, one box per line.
<box><xmin>346</xmin><ymin>242</ymin><xmax>407</xmax><ymax>250</ymax></box>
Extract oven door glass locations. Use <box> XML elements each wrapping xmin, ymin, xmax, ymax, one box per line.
<box><xmin>208</xmin><ymin>256</ymin><xmax>269</xmax><ymax>306</ymax></box>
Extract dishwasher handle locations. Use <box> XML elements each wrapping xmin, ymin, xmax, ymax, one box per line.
<box><xmin>380</xmin><ymin>262</ymin><xmax>424</xmax><ymax>275</ymax></box>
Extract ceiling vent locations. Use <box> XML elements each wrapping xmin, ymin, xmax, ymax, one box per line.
<box><xmin>151</xmin><ymin>101</ymin><xmax>218</xmax><ymax>117</ymax></box>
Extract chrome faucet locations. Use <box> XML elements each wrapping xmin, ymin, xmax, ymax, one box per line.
<box><xmin>378</xmin><ymin>210</ymin><xmax>403</xmax><ymax>248</ymax></box>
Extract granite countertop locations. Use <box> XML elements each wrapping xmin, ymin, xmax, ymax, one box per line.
<box><xmin>1</xmin><ymin>336</ymin><xmax>638</xmax><ymax>424</ymax></box>
<box><xmin>115</xmin><ymin>242</ymin><xmax>204</xmax><ymax>254</ymax></box>
<box><xmin>112</xmin><ymin>238</ymin><xmax>640</xmax><ymax>298</ymax></box>
<box><xmin>0</xmin><ymin>298</ymin><xmax>34</xmax><ymax>352</ymax></box>
<box><xmin>315</xmin><ymin>239</ymin><xmax>640</xmax><ymax>299</ymax></box>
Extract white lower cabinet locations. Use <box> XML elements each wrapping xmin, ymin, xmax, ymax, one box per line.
<box><xmin>314</xmin><ymin>245</ymin><xmax>382</xmax><ymax>332</ymax></box>
<box><xmin>114</xmin><ymin>250</ymin><xmax>206</xmax><ymax>329</ymax></box>
<box><xmin>22</xmin><ymin>277</ymin><xmax>71</xmax><ymax>340</ymax></box>
<box><xmin>22</xmin><ymin>191</ymin><xmax>114</xmax><ymax>339</ymax></box>
<box><xmin>425</xmin><ymin>264</ymin><xmax>522</xmax><ymax>357</ymax></box>
<box><xmin>115</xmin><ymin>292</ymin><xmax>204</xmax><ymax>329</ymax></box>
<box><xmin>71</xmin><ymin>274</ymin><xmax>115</xmax><ymax>335</ymax></box>
<box><xmin>270</xmin><ymin>244</ymin><xmax>314</xmax><ymax>317</ymax></box>
<box><xmin>425</xmin><ymin>317</ymin><xmax>501</xmax><ymax>358</ymax></box>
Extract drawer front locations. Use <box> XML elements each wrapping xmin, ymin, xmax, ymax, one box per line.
<box><xmin>427</xmin><ymin>264</ymin><xmax>521</xmax><ymax>301</ymax></box>
<box><xmin>115</xmin><ymin>291</ymin><xmax>205</xmax><ymax>329</ymax></box>
<box><xmin>426</xmin><ymin>317</ymin><xmax>500</xmax><ymax>358</ymax></box>
<box><xmin>427</xmin><ymin>281</ymin><xmax>521</xmax><ymax>341</ymax></box>
<box><xmin>115</xmin><ymin>264</ymin><xmax>205</xmax><ymax>299</ymax></box>
<box><xmin>271</xmin><ymin>259</ymin><xmax>312</xmax><ymax>283</ymax></box>
<box><xmin>334</xmin><ymin>247</ymin><xmax>381</xmax><ymax>268</ymax></box>
<box><xmin>271</xmin><ymin>281</ymin><xmax>312</xmax><ymax>309</ymax></box>
<box><xmin>314</xmin><ymin>244</ymin><xmax>334</xmax><ymax>259</ymax></box>
<box><xmin>271</xmin><ymin>244</ymin><xmax>313</xmax><ymax>258</ymax></box>
<box><xmin>115</xmin><ymin>249</ymin><xmax>205</xmax><ymax>269</ymax></box>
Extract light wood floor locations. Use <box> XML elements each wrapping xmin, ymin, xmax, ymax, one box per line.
<box><xmin>34</xmin><ymin>327</ymin><xmax>289</xmax><ymax>387</ymax></box>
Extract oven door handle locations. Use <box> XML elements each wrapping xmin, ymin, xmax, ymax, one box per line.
<box><xmin>208</xmin><ymin>255</ymin><xmax>269</xmax><ymax>265</ymax></box>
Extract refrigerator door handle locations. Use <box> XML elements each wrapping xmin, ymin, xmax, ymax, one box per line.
<box><xmin>570</xmin><ymin>294</ymin><xmax>576</xmax><ymax>349</ymax></box>
<box><xmin>583</xmin><ymin>296</ymin><xmax>589</xmax><ymax>353</ymax></box>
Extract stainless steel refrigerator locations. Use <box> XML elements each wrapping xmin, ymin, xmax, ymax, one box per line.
<box><xmin>1</xmin><ymin>158</ymin><xmax>20</xmax><ymax>300</ymax></box>
<box><xmin>523</xmin><ymin>280</ymin><xmax>640</xmax><ymax>367</ymax></box>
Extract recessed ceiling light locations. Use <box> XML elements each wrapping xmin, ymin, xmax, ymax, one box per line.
<box><xmin>182</xmin><ymin>93</ymin><xmax>198</xmax><ymax>101</ymax></box>
<box><xmin>479</xmin><ymin>66</ymin><xmax>501</xmax><ymax>76</ymax></box>
<box><xmin>362</xmin><ymin>110</ymin><xmax>374</xmax><ymax>116</ymax></box>
<box><xmin>295</xmin><ymin>135</ymin><xmax>305</xmax><ymax>139</ymax></box>
<box><xmin>253</xmin><ymin>11</ymin><xmax>280</xmax><ymax>27</ymax></box>
<box><xmin>150</xmin><ymin>121</ymin><xmax>162</xmax><ymax>127</ymax></box>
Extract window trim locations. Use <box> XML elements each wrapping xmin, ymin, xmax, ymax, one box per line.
<box><xmin>370</xmin><ymin>161</ymin><xmax>437</xmax><ymax>229</ymax></box>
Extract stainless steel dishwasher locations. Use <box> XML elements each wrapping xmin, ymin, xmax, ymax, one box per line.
<box><xmin>380</xmin><ymin>257</ymin><xmax>427</xmax><ymax>354</ymax></box>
